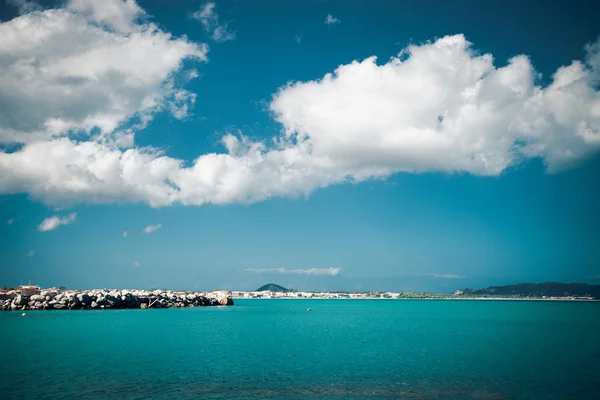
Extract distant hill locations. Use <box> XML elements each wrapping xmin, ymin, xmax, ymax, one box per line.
<box><xmin>460</xmin><ymin>282</ymin><xmax>600</xmax><ymax>299</ymax></box>
<box><xmin>256</xmin><ymin>283</ymin><xmax>291</xmax><ymax>292</ymax></box>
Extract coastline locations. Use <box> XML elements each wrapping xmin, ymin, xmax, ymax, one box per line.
<box><xmin>2</xmin><ymin>287</ymin><xmax>597</xmax><ymax>312</ymax></box>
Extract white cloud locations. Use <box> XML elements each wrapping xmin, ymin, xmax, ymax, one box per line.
<box><xmin>191</xmin><ymin>2</ymin><xmax>216</xmax><ymax>31</ymax></box>
<box><xmin>397</xmin><ymin>272</ymin><xmax>464</xmax><ymax>279</ymax></box>
<box><xmin>1</xmin><ymin>34</ymin><xmax>600</xmax><ymax>208</ymax></box>
<box><xmin>0</xmin><ymin>134</ymin><xmax>333</xmax><ymax>207</ymax></box>
<box><xmin>7</xmin><ymin>217</ymin><xmax>21</xmax><ymax>224</ymax></box>
<box><xmin>143</xmin><ymin>224</ymin><xmax>162</xmax><ymax>234</ymax></box>
<box><xmin>168</xmin><ymin>90</ymin><xmax>197</xmax><ymax>120</ymax></box>
<box><xmin>324</xmin><ymin>14</ymin><xmax>340</xmax><ymax>25</ymax></box>
<box><xmin>132</xmin><ymin>260</ymin><xmax>141</xmax><ymax>267</ymax></box>
<box><xmin>212</xmin><ymin>25</ymin><xmax>235</xmax><ymax>42</ymax></box>
<box><xmin>66</xmin><ymin>0</ymin><xmax>145</xmax><ymax>34</ymax></box>
<box><xmin>27</xmin><ymin>249</ymin><xmax>35</xmax><ymax>257</ymax></box>
<box><xmin>270</xmin><ymin>34</ymin><xmax>600</xmax><ymax>175</ymax></box>
<box><xmin>426</xmin><ymin>274</ymin><xmax>465</xmax><ymax>279</ymax></box>
<box><xmin>122</xmin><ymin>230</ymin><xmax>128</xmax><ymax>237</ymax></box>
<box><xmin>244</xmin><ymin>268</ymin><xmax>343</xmax><ymax>276</ymax></box>
<box><xmin>295</xmin><ymin>34</ymin><xmax>302</xmax><ymax>44</ymax></box>
<box><xmin>186</xmin><ymin>69</ymin><xmax>200</xmax><ymax>80</ymax></box>
<box><xmin>191</xmin><ymin>2</ymin><xmax>235</xmax><ymax>43</ymax></box>
<box><xmin>0</xmin><ymin>0</ymin><xmax>207</xmax><ymax>144</ymax></box>
<box><xmin>38</xmin><ymin>212</ymin><xmax>77</xmax><ymax>232</ymax></box>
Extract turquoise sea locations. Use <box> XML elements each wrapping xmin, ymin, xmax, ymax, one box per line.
<box><xmin>1</xmin><ymin>299</ymin><xmax>599</xmax><ymax>400</ymax></box>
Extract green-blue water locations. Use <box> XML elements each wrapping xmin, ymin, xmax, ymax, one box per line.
<box><xmin>1</xmin><ymin>299</ymin><xmax>599</xmax><ymax>399</ymax></box>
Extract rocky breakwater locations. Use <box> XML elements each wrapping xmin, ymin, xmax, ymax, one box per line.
<box><xmin>0</xmin><ymin>289</ymin><xmax>234</xmax><ymax>311</ymax></box>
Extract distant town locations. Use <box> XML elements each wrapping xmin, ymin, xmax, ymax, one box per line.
<box><xmin>231</xmin><ymin>290</ymin><xmax>597</xmax><ymax>301</ymax></box>
<box><xmin>230</xmin><ymin>283</ymin><xmax>600</xmax><ymax>301</ymax></box>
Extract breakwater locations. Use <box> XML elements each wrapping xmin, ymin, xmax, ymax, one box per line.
<box><xmin>0</xmin><ymin>289</ymin><xmax>234</xmax><ymax>311</ymax></box>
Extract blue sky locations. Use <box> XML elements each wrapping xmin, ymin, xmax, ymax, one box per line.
<box><xmin>1</xmin><ymin>0</ymin><xmax>599</xmax><ymax>292</ymax></box>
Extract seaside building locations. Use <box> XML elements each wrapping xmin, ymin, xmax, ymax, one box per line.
<box><xmin>17</xmin><ymin>285</ymin><xmax>40</xmax><ymax>296</ymax></box>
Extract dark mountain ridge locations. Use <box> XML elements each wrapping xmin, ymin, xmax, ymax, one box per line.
<box><xmin>256</xmin><ymin>283</ymin><xmax>292</xmax><ymax>292</ymax></box>
<box><xmin>460</xmin><ymin>282</ymin><xmax>600</xmax><ymax>299</ymax></box>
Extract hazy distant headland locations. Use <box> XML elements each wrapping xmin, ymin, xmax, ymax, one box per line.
<box><xmin>458</xmin><ymin>282</ymin><xmax>600</xmax><ymax>299</ymax></box>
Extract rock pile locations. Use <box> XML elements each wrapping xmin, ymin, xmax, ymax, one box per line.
<box><xmin>0</xmin><ymin>289</ymin><xmax>234</xmax><ymax>311</ymax></box>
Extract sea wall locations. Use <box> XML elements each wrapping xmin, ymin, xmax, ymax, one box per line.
<box><xmin>0</xmin><ymin>289</ymin><xmax>234</xmax><ymax>311</ymax></box>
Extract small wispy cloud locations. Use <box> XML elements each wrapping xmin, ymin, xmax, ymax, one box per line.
<box><xmin>143</xmin><ymin>224</ymin><xmax>162</xmax><ymax>234</ymax></box>
<box><xmin>295</xmin><ymin>34</ymin><xmax>302</xmax><ymax>44</ymax></box>
<box><xmin>7</xmin><ymin>216</ymin><xmax>21</xmax><ymax>224</ymax></box>
<box><xmin>324</xmin><ymin>14</ymin><xmax>340</xmax><ymax>25</ymax></box>
<box><xmin>132</xmin><ymin>260</ymin><xmax>141</xmax><ymax>267</ymax></box>
<box><xmin>38</xmin><ymin>213</ymin><xmax>77</xmax><ymax>232</ymax></box>
<box><xmin>191</xmin><ymin>2</ymin><xmax>235</xmax><ymax>42</ymax></box>
<box><xmin>7</xmin><ymin>0</ymin><xmax>41</xmax><ymax>15</ymax></box>
<box><xmin>212</xmin><ymin>25</ymin><xmax>235</xmax><ymax>42</ymax></box>
<box><xmin>168</xmin><ymin>89</ymin><xmax>197</xmax><ymax>120</ymax></box>
<box><xmin>27</xmin><ymin>250</ymin><xmax>35</xmax><ymax>257</ymax></box>
<box><xmin>192</xmin><ymin>2</ymin><xmax>217</xmax><ymax>30</ymax></box>
<box><xmin>395</xmin><ymin>273</ymin><xmax>465</xmax><ymax>279</ymax></box>
<box><xmin>244</xmin><ymin>268</ymin><xmax>342</xmax><ymax>276</ymax></box>
<box><xmin>186</xmin><ymin>69</ymin><xmax>200</xmax><ymax>80</ymax></box>
<box><xmin>425</xmin><ymin>274</ymin><xmax>465</xmax><ymax>279</ymax></box>
<box><xmin>122</xmin><ymin>230</ymin><xmax>128</xmax><ymax>237</ymax></box>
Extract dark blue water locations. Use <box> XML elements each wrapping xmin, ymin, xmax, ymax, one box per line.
<box><xmin>1</xmin><ymin>299</ymin><xmax>599</xmax><ymax>399</ymax></box>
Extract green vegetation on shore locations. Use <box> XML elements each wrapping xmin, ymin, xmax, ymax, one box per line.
<box><xmin>459</xmin><ymin>282</ymin><xmax>600</xmax><ymax>299</ymax></box>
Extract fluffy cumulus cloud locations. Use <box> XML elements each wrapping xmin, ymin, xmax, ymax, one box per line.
<box><xmin>244</xmin><ymin>268</ymin><xmax>343</xmax><ymax>276</ymax></box>
<box><xmin>66</xmin><ymin>0</ymin><xmax>144</xmax><ymax>33</ymax></box>
<box><xmin>0</xmin><ymin>0</ymin><xmax>207</xmax><ymax>144</ymax></box>
<box><xmin>271</xmin><ymin>34</ymin><xmax>600</xmax><ymax>176</ymax></box>
<box><xmin>1</xmin><ymin>32</ymin><xmax>600</xmax><ymax>208</ymax></box>
<box><xmin>191</xmin><ymin>2</ymin><xmax>235</xmax><ymax>42</ymax></box>
<box><xmin>143</xmin><ymin>224</ymin><xmax>162</xmax><ymax>234</ymax></box>
<box><xmin>38</xmin><ymin>213</ymin><xmax>77</xmax><ymax>232</ymax></box>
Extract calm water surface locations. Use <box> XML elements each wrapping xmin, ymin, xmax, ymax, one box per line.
<box><xmin>1</xmin><ymin>299</ymin><xmax>599</xmax><ymax>399</ymax></box>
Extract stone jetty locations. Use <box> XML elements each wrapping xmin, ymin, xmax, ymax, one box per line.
<box><xmin>0</xmin><ymin>289</ymin><xmax>234</xmax><ymax>311</ymax></box>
